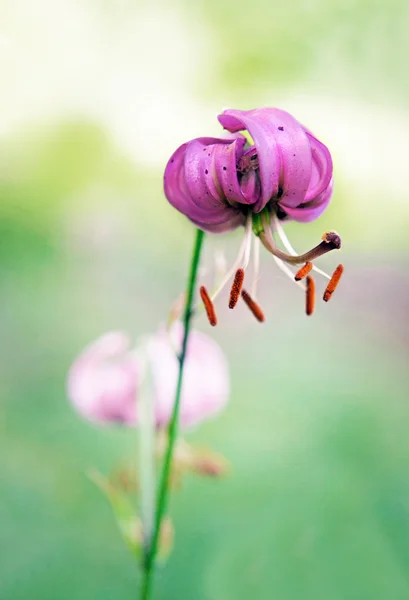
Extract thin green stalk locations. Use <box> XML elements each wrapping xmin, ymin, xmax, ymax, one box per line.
<box><xmin>139</xmin><ymin>357</ymin><xmax>155</xmax><ymax>561</ymax></box>
<box><xmin>140</xmin><ymin>228</ymin><xmax>205</xmax><ymax>600</ymax></box>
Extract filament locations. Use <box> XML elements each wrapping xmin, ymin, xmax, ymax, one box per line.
<box><xmin>270</xmin><ymin>213</ymin><xmax>335</xmax><ymax>279</ymax></box>
<box><xmin>273</xmin><ymin>214</ymin><xmax>330</xmax><ymax>280</ymax></box>
<box><xmin>251</xmin><ymin>236</ymin><xmax>260</xmax><ymax>297</ymax></box>
<box><xmin>271</xmin><ymin>253</ymin><xmax>305</xmax><ymax>291</ymax></box>
<box><xmin>211</xmin><ymin>212</ymin><xmax>252</xmax><ymax>303</ymax></box>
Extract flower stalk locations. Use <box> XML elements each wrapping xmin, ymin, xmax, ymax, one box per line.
<box><xmin>138</xmin><ymin>357</ymin><xmax>155</xmax><ymax>560</ymax></box>
<box><xmin>140</xmin><ymin>227</ymin><xmax>205</xmax><ymax>599</ymax></box>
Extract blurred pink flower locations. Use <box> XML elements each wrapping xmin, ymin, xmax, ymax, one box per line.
<box><xmin>67</xmin><ymin>325</ymin><xmax>229</xmax><ymax>429</ymax></box>
<box><xmin>67</xmin><ymin>332</ymin><xmax>139</xmax><ymax>425</ymax></box>
<box><xmin>147</xmin><ymin>324</ymin><xmax>229</xmax><ymax>429</ymax></box>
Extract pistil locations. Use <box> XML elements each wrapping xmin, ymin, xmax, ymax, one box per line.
<box><xmin>259</xmin><ymin>211</ymin><xmax>341</xmax><ymax>265</ymax></box>
<box><xmin>272</xmin><ymin>214</ymin><xmax>331</xmax><ymax>280</ymax></box>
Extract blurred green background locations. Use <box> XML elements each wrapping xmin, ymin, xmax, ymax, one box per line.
<box><xmin>2</xmin><ymin>0</ymin><xmax>409</xmax><ymax>598</ymax></box>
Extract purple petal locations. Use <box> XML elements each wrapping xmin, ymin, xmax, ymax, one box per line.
<box><xmin>164</xmin><ymin>140</ymin><xmax>236</xmax><ymax>226</ymax></box>
<box><xmin>304</xmin><ymin>133</ymin><xmax>333</xmax><ymax>202</ymax></box>
<box><xmin>213</xmin><ymin>139</ymin><xmax>260</xmax><ymax>206</ymax></box>
<box><xmin>190</xmin><ymin>211</ymin><xmax>245</xmax><ymax>233</ymax></box>
<box><xmin>282</xmin><ymin>179</ymin><xmax>333</xmax><ymax>223</ymax></box>
<box><xmin>218</xmin><ymin>108</ymin><xmax>312</xmax><ymax>212</ymax></box>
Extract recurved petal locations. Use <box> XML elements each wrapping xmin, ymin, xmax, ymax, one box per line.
<box><xmin>164</xmin><ymin>139</ymin><xmax>237</xmax><ymax>226</ymax></box>
<box><xmin>218</xmin><ymin>108</ymin><xmax>280</xmax><ymax>212</ymax></box>
<box><xmin>213</xmin><ymin>139</ymin><xmax>260</xmax><ymax>206</ymax></box>
<box><xmin>218</xmin><ymin>108</ymin><xmax>312</xmax><ymax>212</ymax></box>
<box><xmin>304</xmin><ymin>132</ymin><xmax>333</xmax><ymax>202</ymax></box>
<box><xmin>190</xmin><ymin>211</ymin><xmax>245</xmax><ymax>233</ymax></box>
<box><xmin>281</xmin><ymin>179</ymin><xmax>333</xmax><ymax>223</ymax></box>
<box><xmin>184</xmin><ymin>137</ymin><xmax>233</xmax><ymax>208</ymax></box>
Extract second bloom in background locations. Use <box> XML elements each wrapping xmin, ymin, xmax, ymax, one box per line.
<box><xmin>67</xmin><ymin>324</ymin><xmax>229</xmax><ymax>429</ymax></box>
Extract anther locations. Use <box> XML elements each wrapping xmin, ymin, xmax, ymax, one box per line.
<box><xmin>294</xmin><ymin>262</ymin><xmax>313</xmax><ymax>281</ymax></box>
<box><xmin>200</xmin><ymin>286</ymin><xmax>217</xmax><ymax>326</ymax></box>
<box><xmin>241</xmin><ymin>290</ymin><xmax>265</xmax><ymax>322</ymax></box>
<box><xmin>305</xmin><ymin>276</ymin><xmax>315</xmax><ymax>316</ymax></box>
<box><xmin>323</xmin><ymin>264</ymin><xmax>344</xmax><ymax>302</ymax></box>
<box><xmin>229</xmin><ymin>268</ymin><xmax>245</xmax><ymax>309</ymax></box>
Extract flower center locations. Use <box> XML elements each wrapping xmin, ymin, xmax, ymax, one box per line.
<box><xmin>198</xmin><ymin>206</ymin><xmax>344</xmax><ymax>324</ymax></box>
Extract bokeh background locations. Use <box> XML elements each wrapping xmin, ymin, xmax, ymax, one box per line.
<box><xmin>2</xmin><ymin>0</ymin><xmax>409</xmax><ymax>598</ymax></box>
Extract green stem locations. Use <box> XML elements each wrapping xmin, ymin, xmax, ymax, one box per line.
<box><xmin>140</xmin><ymin>228</ymin><xmax>205</xmax><ymax>600</ymax></box>
<box><xmin>139</xmin><ymin>356</ymin><xmax>155</xmax><ymax>560</ymax></box>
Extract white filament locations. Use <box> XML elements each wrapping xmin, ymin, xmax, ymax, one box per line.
<box><xmin>211</xmin><ymin>213</ymin><xmax>252</xmax><ymax>302</ymax></box>
<box><xmin>272</xmin><ymin>213</ymin><xmax>330</xmax><ymax>280</ymax></box>
<box><xmin>251</xmin><ymin>236</ymin><xmax>260</xmax><ymax>298</ymax></box>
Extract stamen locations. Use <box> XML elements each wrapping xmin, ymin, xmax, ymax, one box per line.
<box><xmin>272</xmin><ymin>214</ymin><xmax>331</xmax><ymax>280</ymax></box>
<box><xmin>229</xmin><ymin>268</ymin><xmax>245</xmax><ymax>309</ymax></box>
<box><xmin>251</xmin><ymin>236</ymin><xmax>260</xmax><ymax>297</ymax></box>
<box><xmin>214</xmin><ymin>250</ymin><xmax>227</xmax><ymax>280</ymax></box>
<box><xmin>260</xmin><ymin>211</ymin><xmax>341</xmax><ymax>265</ymax></box>
<box><xmin>271</xmin><ymin>253</ymin><xmax>305</xmax><ymax>290</ymax></box>
<box><xmin>200</xmin><ymin>286</ymin><xmax>217</xmax><ymax>326</ymax></box>
<box><xmin>323</xmin><ymin>264</ymin><xmax>344</xmax><ymax>302</ymax></box>
<box><xmin>294</xmin><ymin>262</ymin><xmax>313</xmax><ymax>281</ymax></box>
<box><xmin>305</xmin><ymin>276</ymin><xmax>315</xmax><ymax>316</ymax></box>
<box><xmin>241</xmin><ymin>289</ymin><xmax>265</xmax><ymax>322</ymax></box>
<box><xmin>211</xmin><ymin>212</ymin><xmax>252</xmax><ymax>303</ymax></box>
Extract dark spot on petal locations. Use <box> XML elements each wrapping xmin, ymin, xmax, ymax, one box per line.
<box><xmin>208</xmin><ymin>153</ymin><xmax>211</xmax><ymax>156</ymax></box>
<box><xmin>223</xmin><ymin>166</ymin><xmax>227</xmax><ymax>170</ymax></box>
<box><xmin>293</xmin><ymin>154</ymin><xmax>296</xmax><ymax>157</ymax></box>
<box><xmin>205</xmin><ymin>169</ymin><xmax>208</xmax><ymax>174</ymax></box>
<box><xmin>171</xmin><ymin>159</ymin><xmax>174</xmax><ymax>163</ymax></box>
<box><xmin>278</xmin><ymin>126</ymin><xmax>284</xmax><ymax>131</ymax></box>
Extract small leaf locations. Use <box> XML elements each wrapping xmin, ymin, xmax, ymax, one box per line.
<box><xmin>87</xmin><ymin>468</ymin><xmax>142</xmax><ymax>558</ymax></box>
<box><xmin>157</xmin><ymin>517</ymin><xmax>174</xmax><ymax>563</ymax></box>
